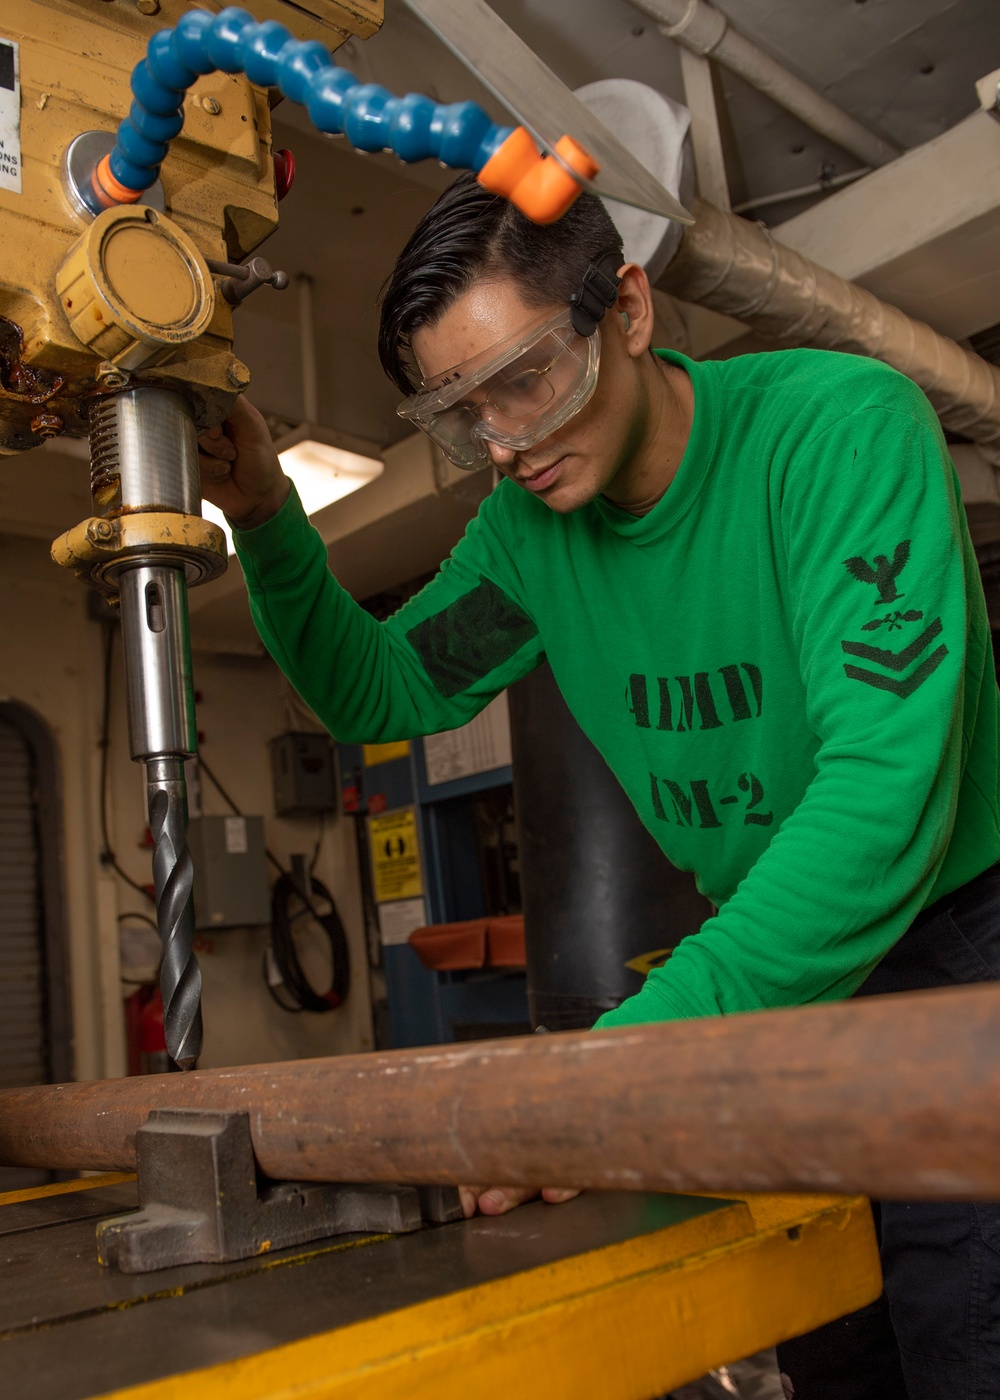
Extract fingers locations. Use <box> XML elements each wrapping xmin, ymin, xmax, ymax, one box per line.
<box><xmin>458</xmin><ymin>1185</ymin><xmax>483</xmax><ymax>1220</ymax></box>
<box><xmin>477</xmin><ymin>1186</ymin><xmax>541</xmax><ymax>1215</ymax></box>
<box><xmin>197</xmin><ymin>423</ymin><xmax>237</xmax><ymax>464</ymax></box>
<box><xmin>197</xmin><ymin>393</ymin><xmax>264</xmax><ymax>462</ymax></box>
<box><xmin>198</xmin><ymin>452</ymin><xmax>234</xmax><ymax>489</ymax></box>
<box><xmin>458</xmin><ymin>1186</ymin><xmax>581</xmax><ymax>1217</ymax></box>
<box><xmin>197</xmin><ymin>420</ymin><xmax>238</xmax><ymax>503</ymax></box>
<box><xmin>229</xmin><ymin>393</ymin><xmax>270</xmax><ymax>436</ymax></box>
<box><xmin>458</xmin><ymin>1186</ymin><xmax>542</xmax><ymax>1217</ymax></box>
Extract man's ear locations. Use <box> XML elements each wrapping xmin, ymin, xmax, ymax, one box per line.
<box><xmin>614</xmin><ymin>262</ymin><xmax>655</xmax><ymax>358</ymax></box>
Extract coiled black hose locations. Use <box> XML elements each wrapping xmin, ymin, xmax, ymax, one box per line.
<box><xmin>268</xmin><ymin>871</ymin><xmax>350</xmax><ymax>1013</ymax></box>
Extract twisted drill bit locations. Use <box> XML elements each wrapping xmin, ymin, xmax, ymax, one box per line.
<box><xmin>147</xmin><ymin>757</ymin><xmax>202</xmax><ymax>1070</ymax></box>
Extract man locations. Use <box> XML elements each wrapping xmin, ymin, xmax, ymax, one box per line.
<box><xmin>199</xmin><ymin>173</ymin><xmax>1000</xmax><ymax>1398</ymax></box>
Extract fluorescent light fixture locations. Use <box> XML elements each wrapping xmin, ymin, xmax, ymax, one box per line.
<box><xmin>202</xmin><ymin>425</ymin><xmax>383</xmax><ymax>554</ymax></box>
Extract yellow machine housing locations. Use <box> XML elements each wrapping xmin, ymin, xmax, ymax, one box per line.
<box><xmin>0</xmin><ymin>0</ymin><xmax>382</xmax><ymax>454</ymax></box>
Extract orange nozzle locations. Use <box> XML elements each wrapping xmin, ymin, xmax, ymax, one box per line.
<box><xmin>477</xmin><ymin>128</ymin><xmax>600</xmax><ymax>225</ymax></box>
<box><xmin>91</xmin><ymin>155</ymin><xmax>144</xmax><ymax>210</ymax></box>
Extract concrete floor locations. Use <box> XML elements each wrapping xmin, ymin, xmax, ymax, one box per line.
<box><xmin>668</xmin><ymin>1349</ymin><xmax>788</xmax><ymax>1400</ymax></box>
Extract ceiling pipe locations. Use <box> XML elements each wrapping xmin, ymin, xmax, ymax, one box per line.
<box><xmin>629</xmin><ymin>0</ymin><xmax>902</xmax><ymax>170</ymax></box>
<box><xmin>731</xmin><ymin>165</ymin><xmax>871</xmax><ymax>216</ymax></box>
<box><xmin>657</xmin><ymin>199</ymin><xmax>1000</xmax><ymax>462</ymax></box>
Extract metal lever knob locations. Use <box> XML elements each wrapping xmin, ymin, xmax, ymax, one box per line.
<box><xmin>205</xmin><ymin>256</ymin><xmax>290</xmax><ymax>306</ymax></box>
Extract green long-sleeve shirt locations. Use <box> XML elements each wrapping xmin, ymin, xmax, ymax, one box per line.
<box><xmin>235</xmin><ymin>347</ymin><xmax>1000</xmax><ymax>1027</ymax></box>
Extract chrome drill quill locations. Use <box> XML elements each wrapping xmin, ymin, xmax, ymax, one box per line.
<box><xmin>91</xmin><ymin>388</ymin><xmax>203</xmax><ymax>1068</ymax></box>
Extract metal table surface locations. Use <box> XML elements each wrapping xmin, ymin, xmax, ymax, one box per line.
<box><xmin>0</xmin><ymin>1175</ymin><xmax>881</xmax><ymax>1400</ymax></box>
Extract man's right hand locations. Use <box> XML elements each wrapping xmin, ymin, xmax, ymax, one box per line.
<box><xmin>197</xmin><ymin>395</ymin><xmax>292</xmax><ymax>532</ymax></box>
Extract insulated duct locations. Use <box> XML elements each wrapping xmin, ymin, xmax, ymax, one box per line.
<box><xmin>658</xmin><ymin>199</ymin><xmax>1000</xmax><ymax>463</ymax></box>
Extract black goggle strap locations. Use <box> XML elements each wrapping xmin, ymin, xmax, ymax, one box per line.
<box><xmin>569</xmin><ymin>251</ymin><xmax>623</xmax><ymax>337</ymax></box>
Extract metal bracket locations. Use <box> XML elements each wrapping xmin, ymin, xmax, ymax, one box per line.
<box><xmin>64</xmin><ymin>131</ymin><xmax>166</xmax><ymax>223</ymax></box>
<box><xmin>97</xmin><ymin>1108</ymin><xmax>463</xmax><ymax>1274</ymax></box>
<box><xmin>51</xmin><ymin>511</ymin><xmax>228</xmax><ymax>597</ymax></box>
<box><xmin>975</xmin><ymin>68</ymin><xmax>1000</xmax><ymax>122</ymax></box>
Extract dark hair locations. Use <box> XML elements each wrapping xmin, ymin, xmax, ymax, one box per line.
<box><xmin>378</xmin><ymin>171</ymin><xmax>624</xmax><ymax>394</ymax></box>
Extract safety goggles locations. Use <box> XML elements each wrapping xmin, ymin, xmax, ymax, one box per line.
<box><xmin>396</xmin><ymin>306</ymin><xmax>601</xmax><ymax>471</ymax></box>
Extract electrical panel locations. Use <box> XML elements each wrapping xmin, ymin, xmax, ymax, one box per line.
<box><xmin>270</xmin><ymin>731</ymin><xmax>338</xmax><ymax>817</ymax></box>
<box><xmin>189</xmin><ymin>815</ymin><xmax>270</xmax><ymax>929</ymax></box>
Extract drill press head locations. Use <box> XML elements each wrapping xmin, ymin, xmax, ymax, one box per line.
<box><xmin>0</xmin><ymin>0</ymin><xmax>378</xmax><ymax>454</ymax></box>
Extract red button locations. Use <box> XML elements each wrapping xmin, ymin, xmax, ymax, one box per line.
<box><xmin>274</xmin><ymin>148</ymin><xmax>296</xmax><ymax>201</ymax></box>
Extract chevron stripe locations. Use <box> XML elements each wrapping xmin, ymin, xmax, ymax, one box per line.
<box><xmin>840</xmin><ymin>618</ymin><xmax>943</xmax><ymax>672</ymax></box>
<box><xmin>843</xmin><ymin>646</ymin><xmax>948</xmax><ymax>698</ymax></box>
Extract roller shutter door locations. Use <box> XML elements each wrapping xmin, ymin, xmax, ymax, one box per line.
<box><xmin>0</xmin><ymin>719</ymin><xmax>50</xmax><ymax>1190</ymax></box>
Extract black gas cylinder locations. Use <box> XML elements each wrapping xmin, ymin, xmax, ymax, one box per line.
<box><xmin>508</xmin><ymin>663</ymin><xmax>712</xmax><ymax>1031</ymax></box>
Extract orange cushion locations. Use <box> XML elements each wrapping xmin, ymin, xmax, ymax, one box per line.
<box><xmin>409</xmin><ymin>920</ymin><xmax>488</xmax><ymax>970</ymax></box>
<box><xmin>408</xmin><ymin>915</ymin><xmax>526</xmax><ymax>970</ymax></box>
<box><xmin>487</xmin><ymin>915</ymin><xmax>526</xmax><ymax>967</ymax></box>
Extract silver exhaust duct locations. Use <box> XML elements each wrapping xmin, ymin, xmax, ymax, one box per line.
<box><xmin>657</xmin><ymin>198</ymin><xmax>1000</xmax><ymax>463</ymax></box>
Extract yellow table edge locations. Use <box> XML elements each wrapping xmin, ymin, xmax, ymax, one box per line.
<box><xmin>0</xmin><ymin>1173</ymin><xmax>135</xmax><ymax>1207</ymax></box>
<box><xmin>86</xmin><ymin>1193</ymin><xmax>879</xmax><ymax>1400</ymax></box>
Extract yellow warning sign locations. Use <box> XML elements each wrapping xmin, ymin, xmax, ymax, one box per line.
<box><xmin>369</xmin><ymin>807</ymin><xmax>424</xmax><ymax>903</ymax></box>
<box><xmin>363</xmin><ymin>740</ymin><xmax>410</xmax><ymax>766</ymax></box>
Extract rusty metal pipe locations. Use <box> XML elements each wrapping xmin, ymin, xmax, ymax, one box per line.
<box><xmin>658</xmin><ymin>199</ymin><xmax>1000</xmax><ymax>462</ymax></box>
<box><xmin>3</xmin><ymin>985</ymin><xmax>1000</xmax><ymax>1200</ymax></box>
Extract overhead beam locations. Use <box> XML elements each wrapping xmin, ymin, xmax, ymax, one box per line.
<box><xmin>677</xmin><ymin>47</ymin><xmax>730</xmax><ymax>210</ymax></box>
<box><xmin>773</xmin><ymin>110</ymin><xmax>1000</xmax><ymax>343</ymax></box>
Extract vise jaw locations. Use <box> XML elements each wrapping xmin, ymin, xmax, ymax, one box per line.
<box><xmin>97</xmin><ymin>1107</ymin><xmax>461</xmax><ymax>1275</ymax></box>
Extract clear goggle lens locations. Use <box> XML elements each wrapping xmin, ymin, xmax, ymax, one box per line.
<box><xmin>397</xmin><ymin>308</ymin><xmax>600</xmax><ymax>470</ymax></box>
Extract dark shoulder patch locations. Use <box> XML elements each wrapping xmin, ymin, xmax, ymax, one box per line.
<box><xmin>405</xmin><ymin>578</ymin><xmax>537</xmax><ymax>699</ymax></box>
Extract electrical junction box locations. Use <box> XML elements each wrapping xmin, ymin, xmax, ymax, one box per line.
<box><xmin>189</xmin><ymin>815</ymin><xmax>270</xmax><ymax>929</ymax></box>
<box><xmin>270</xmin><ymin>731</ymin><xmax>338</xmax><ymax>817</ymax></box>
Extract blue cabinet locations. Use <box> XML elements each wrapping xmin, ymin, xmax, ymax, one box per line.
<box><xmin>339</xmin><ymin>735</ymin><xmax>529</xmax><ymax>1048</ymax></box>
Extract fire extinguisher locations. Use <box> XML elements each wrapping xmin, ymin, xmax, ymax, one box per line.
<box><xmin>125</xmin><ymin>986</ymin><xmax>175</xmax><ymax>1074</ymax></box>
<box><xmin>139</xmin><ymin>988</ymin><xmax>173</xmax><ymax>1074</ymax></box>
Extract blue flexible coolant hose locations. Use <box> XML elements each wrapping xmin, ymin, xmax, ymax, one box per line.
<box><xmin>86</xmin><ymin>5</ymin><xmax>513</xmax><ymax>213</ymax></box>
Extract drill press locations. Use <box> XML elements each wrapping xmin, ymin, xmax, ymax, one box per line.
<box><xmin>0</xmin><ymin>0</ymin><xmax>584</xmax><ymax>1067</ymax></box>
<box><xmin>51</xmin><ymin>175</ymin><xmax>239</xmax><ymax>1066</ymax></box>
<box><xmin>0</xmin><ymin>0</ymin><xmax>375</xmax><ymax>1068</ymax></box>
<box><xmin>2</xmin><ymin>0</ymin><xmax>668</xmax><ymax>1067</ymax></box>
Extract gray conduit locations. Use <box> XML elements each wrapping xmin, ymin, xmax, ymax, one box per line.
<box><xmin>730</xmin><ymin>166</ymin><xmax>870</xmax><ymax>215</ymax></box>
<box><xmin>629</xmin><ymin>0</ymin><xmax>902</xmax><ymax>169</ymax></box>
<box><xmin>657</xmin><ymin>199</ymin><xmax>1000</xmax><ymax>462</ymax></box>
